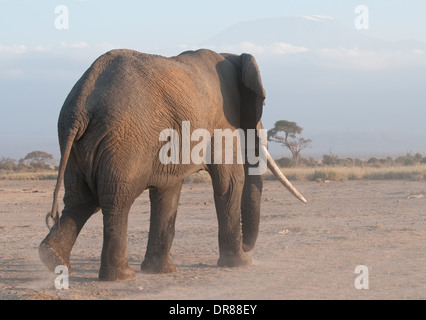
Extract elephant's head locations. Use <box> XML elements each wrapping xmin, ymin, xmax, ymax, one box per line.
<box><xmin>224</xmin><ymin>53</ymin><xmax>306</xmax><ymax>252</ymax></box>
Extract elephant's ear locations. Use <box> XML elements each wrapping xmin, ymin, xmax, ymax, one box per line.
<box><xmin>240</xmin><ymin>53</ymin><xmax>266</xmax><ymax>128</ymax></box>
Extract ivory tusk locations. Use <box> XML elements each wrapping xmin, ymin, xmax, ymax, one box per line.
<box><xmin>263</xmin><ymin>145</ymin><xmax>307</xmax><ymax>203</ymax></box>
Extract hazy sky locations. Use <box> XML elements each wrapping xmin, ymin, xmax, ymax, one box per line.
<box><xmin>1</xmin><ymin>0</ymin><xmax>426</xmax><ymax>47</ymax></box>
<box><xmin>1</xmin><ymin>0</ymin><xmax>426</xmax><ymax>158</ymax></box>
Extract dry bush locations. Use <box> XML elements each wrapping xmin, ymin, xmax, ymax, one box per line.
<box><xmin>2</xmin><ymin>163</ymin><xmax>426</xmax><ymax>182</ymax></box>
<box><xmin>0</xmin><ymin>170</ymin><xmax>58</xmax><ymax>180</ymax></box>
<box><xmin>265</xmin><ymin>164</ymin><xmax>426</xmax><ymax>182</ymax></box>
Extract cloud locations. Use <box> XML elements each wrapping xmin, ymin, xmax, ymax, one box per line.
<box><xmin>59</xmin><ymin>41</ymin><xmax>90</xmax><ymax>49</ymax></box>
<box><xmin>271</xmin><ymin>43</ymin><xmax>310</xmax><ymax>54</ymax></box>
<box><xmin>200</xmin><ymin>42</ymin><xmax>309</xmax><ymax>56</ymax></box>
<box><xmin>0</xmin><ymin>42</ymin><xmax>116</xmax><ymax>57</ymax></box>
<box><xmin>301</xmin><ymin>15</ymin><xmax>334</xmax><ymax>22</ymax></box>
<box><xmin>0</xmin><ymin>44</ymin><xmax>28</xmax><ymax>54</ymax></box>
<box><xmin>413</xmin><ymin>48</ymin><xmax>425</xmax><ymax>55</ymax></box>
<box><xmin>0</xmin><ymin>42</ymin><xmax>118</xmax><ymax>79</ymax></box>
<box><xmin>216</xmin><ymin>42</ymin><xmax>265</xmax><ymax>55</ymax></box>
<box><xmin>317</xmin><ymin>47</ymin><xmax>426</xmax><ymax>71</ymax></box>
<box><xmin>0</xmin><ymin>69</ymin><xmax>26</xmax><ymax>78</ymax></box>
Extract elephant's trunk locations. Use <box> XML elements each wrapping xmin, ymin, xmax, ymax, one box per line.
<box><xmin>241</xmin><ymin>171</ymin><xmax>262</xmax><ymax>252</ymax></box>
<box><xmin>241</xmin><ymin>143</ymin><xmax>307</xmax><ymax>252</ymax></box>
<box><xmin>263</xmin><ymin>146</ymin><xmax>307</xmax><ymax>203</ymax></box>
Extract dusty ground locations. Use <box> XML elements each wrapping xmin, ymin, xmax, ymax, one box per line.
<box><xmin>0</xmin><ymin>179</ymin><xmax>425</xmax><ymax>300</ymax></box>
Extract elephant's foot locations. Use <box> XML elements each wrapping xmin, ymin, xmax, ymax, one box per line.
<box><xmin>39</xmin><ymin>242</ymin><xmax>70</xmax><ymax>273</ymax></box>
<box><xmin>141</xmin><ymin>256</ymin><xmax>177</xmax><ymax>274</ymax></box>
<box><xmin>99</xmin><ymin>263</ymin><xmax>136</xmax><ymax>281</ymax></box>
<box><xmin>242</xmin><ymin>242</ymin><xmax>255</xmax><ymax>252</ymax></box>
<box><xmin>217</xmin><ymin>251</ymin><xmax>252</xmax><ymax>268</ymax></box>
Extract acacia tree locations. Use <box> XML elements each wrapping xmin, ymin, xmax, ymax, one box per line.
<box><xmin>267</xmin><ymin>120</ymin><xmax>312</xmax><ymax>165</ymax></box>
<box><xmin>24</xmin><ymin>151</ymin><xmax>53</xmax><ymax>163</ymax></box>
<box><xmin>24</xmin><ymin>151</ymin><xmax>54</xmax><ymax>169</ymax></box>
<box><xmin>0</xmin><ymin>157</ymin><xmax>16</xmax><ymax>170</ymax></box>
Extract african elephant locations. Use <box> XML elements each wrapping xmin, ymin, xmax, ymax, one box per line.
<box><xmin>39</xmin><ymin>48</ymin><xmax>306</xmax><ymax>281</ymax></box>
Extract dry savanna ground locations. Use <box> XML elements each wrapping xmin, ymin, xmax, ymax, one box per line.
<box><xmin>0</xmin><ymin>177</ymin><xmax>425</xmax><ymax>300</ymax></box>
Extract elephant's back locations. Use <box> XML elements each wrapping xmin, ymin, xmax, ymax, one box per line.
<box><xmin>59</xmin><ymin>51</ymin><xmax>206</xmax><ymax>151</ymax></box>
<box><xmin>84</xmin><ymin>49</ymin><xmax>224</xmax><ymax>138</ymax></box>
<box><xmin>61</xmin><ymin>48</ymin><xmax>224</xmax><ymax>128</ymax></box>
<box><xmin>58</xmin><ymin>48</ymin><xmax>227</xmax><ymax>167</ymax></box>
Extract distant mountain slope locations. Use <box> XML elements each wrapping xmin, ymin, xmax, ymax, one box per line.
<box><xmin>204</xmin><ymin>16</ymin><xmax>426</xmax><ymax>157</ymax></box>
<box><xmin>205</xmin><ymin>16</ymin><xmax>426</xmax><ymax>51</ymax></box>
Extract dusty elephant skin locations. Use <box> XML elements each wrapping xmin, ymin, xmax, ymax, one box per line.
<box><xmin>39</xmin><ymin>48</ymin><xmax>303</xmax><ymax>281</ymax></box>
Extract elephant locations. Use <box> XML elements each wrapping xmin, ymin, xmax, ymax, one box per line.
<box><xmin>39</xmin><ymin>48</ymin><xmax>306</xmax><ymax>281</ymax></box>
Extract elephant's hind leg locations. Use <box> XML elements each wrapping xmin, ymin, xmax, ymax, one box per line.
<box><xmin>39</xmin><ymin>171</ymin><xmax>100</xmax><ymax>273</ymax></box>
<box><xmin>141</xmin><ymin>182</ymin><xmax>182</xmax><ymax>274</ymax></box>
<box><xmin>98</xmin><ymin>188</ymin><xmax>136</xmax><ymax>281</ymax></box>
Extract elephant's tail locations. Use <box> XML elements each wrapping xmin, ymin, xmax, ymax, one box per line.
<box><xmin>45</xmin><ymin>129</ymin><xmax>78</xmax><ymax>230</ymax></box>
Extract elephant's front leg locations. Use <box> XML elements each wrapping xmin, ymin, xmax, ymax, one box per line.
<box><xmin>141</xmin><ymin>182</ymin><xmax>182</xmax><ymax>273</ymax></box>
<box><xmin>209</xmin><ymin>165</ymin><xmax>252</xmax><ymax>268</ymax></box>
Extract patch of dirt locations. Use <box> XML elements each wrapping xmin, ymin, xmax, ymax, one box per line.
<box><xmin>0</xmin><ymin>180</ymin><xmax>425</xmax><ymax>299</ymax></box>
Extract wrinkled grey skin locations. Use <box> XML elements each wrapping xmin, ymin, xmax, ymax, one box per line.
<box><xmin>39</xmin><ymin>49</ymin><xmax>266</xmax><ymax>281</ymax></box>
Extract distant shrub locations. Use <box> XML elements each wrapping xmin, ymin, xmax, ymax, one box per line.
<box><xmin>0</xmin><ymin>157</ymin><xmax>16</xmax><ymax>170</ymax></box>
<box><xmin>364</xmin><ymin>170</ymin><xmax>426</xmax><ymax>181</ymax></box>
<box><xmin>322</xmin><ymin>154</ymin><xmax>340</xmax><ymax>166</ymax></box>
<box><xmin>367</xmin><ymin>157</ymin><xmax>381</xmax><ymax>167</ymax></box>
<box><xmin>0</xmin><ymin>171</ymin><xmax>58</xmax><ymax>180</ymax></box>
<box><xmin>307</xmin><ymin>169</ymin><xmax>346</xmax><ymax>182</ymax></box>
<box><xmin>299</xmin><ymin>157</ymin><xmax>319</xmax><ymax>167</ymax></box>
<box><xmin>396</xmin><ymin>155</ymin><xmax>417</xmax><ymax>166</ymax></box>
<box><xmin>322</xmin><ymin>154</ymin><xmax>355</xmax><ymax>167</ymax></box>
<box><xmin>275</xmin><ymin>157</ymin><xmax>296</xmax><ymax>168</ymax></box>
